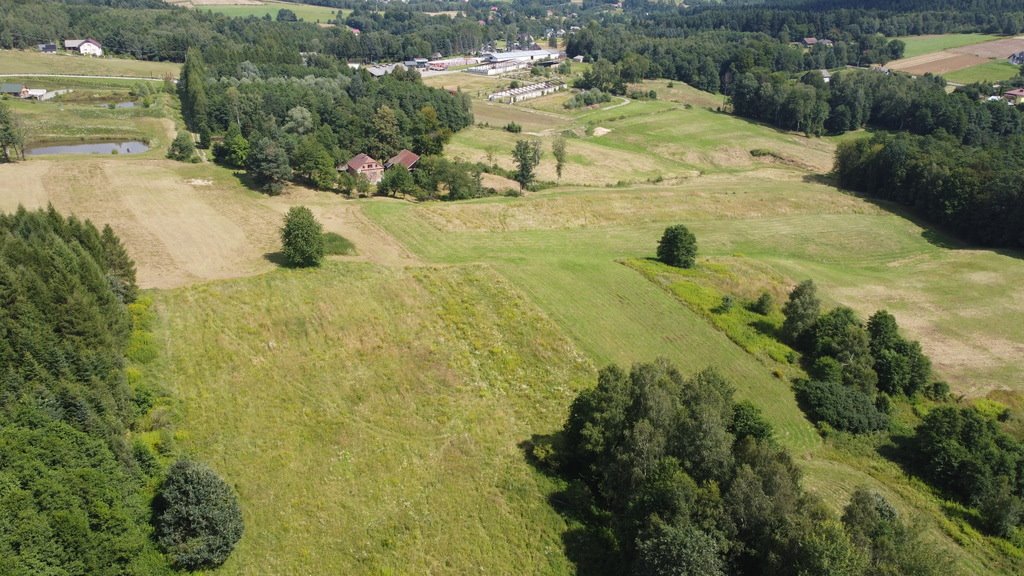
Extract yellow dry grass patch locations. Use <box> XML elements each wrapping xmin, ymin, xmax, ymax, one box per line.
<box><xmin>0</xmin><ymin>158</ymin><xmax>416</xmax><ymax>288</ymax></box>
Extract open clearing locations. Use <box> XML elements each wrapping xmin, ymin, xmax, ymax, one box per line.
<box><xmin>943</xmin><ymin>59</ymin><xmax>1021</xmax><ymax>84</ymax></box>
<box><xmin>888</xmin><ymin>35</ymin><xmax>1024</xmax><ymax>77</ymax></box>
<box><xmin>6</xmin><ymin>69</ymin><xmax>1024</xmax><ymax>574</ymax></box>
<box><xmin>177</xmin><ymin>0</ymin><xmax>349</xmax><ymax>22</ymax></box>
<box><xmin>897</xmin><ymin>34</ymin><xmax>1003</xmax><ymax>59</ymax></box>
<box><xmin>0</xmin><ymin>49</ymin><xmax>180</xmax><ymax>78</ymax></box>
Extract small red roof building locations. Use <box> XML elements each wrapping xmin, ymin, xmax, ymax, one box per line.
<box><xmin>342</xmin><ymin>153</ymin><xmax>384</xmax><ymax>184</ymax></box>
<box><xmin>386</xmin><ymin>149</ymin><xmax>420</xmax><ymax>171</ymax></box>
<box><xmin>1004</xmin><ymin>88</ymin><xmax>1024</xmax><ymax>105</ymax></box>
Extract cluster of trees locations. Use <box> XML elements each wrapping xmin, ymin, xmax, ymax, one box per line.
<box><xmin>781</xmin><ymin>281</ymin><xmax>932</xmax><ymax>433</ymax></box>
<box><xmin>541</xmin><ymin>359</ymin><xmax>938</xmax><ymax>575</ymax></box>
<box><xmin>835</xmin><ymin>132</ymin><xmax>1024</xmax><ymax>249</ymax></box>
<box><xmin>175</xmin><ymin>49</ymin><xmax>473</xmax><ymax>194</ymax></box>
<box><xmin>564</xmin><ymin>89</ymin><xmax>614</xmax><ymax>108</ymax></box>
<box><xmin>915</xmin><ymin>405</ymin><xmax>1024</xmax><ymax>537</ymax></box>
<box><xmin>0</xmin><ymin>100</ymin><xmax>26</xmax><ymax>162</ymax></box>
<box><xmin>732</xmin><ymin>68</ymin><xmax>1024</xmax><ymax>139</ymax></box>
<box><xmin>0</xmin><ymin>207</ymin><xmax>241</xmax><ymax>572</ymax></box>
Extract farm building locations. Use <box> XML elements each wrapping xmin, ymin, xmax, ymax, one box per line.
<box><xmin>343</xmin><ymin>153</ymin><xmax>384</xmax><ymax>184</ymax></box>
<box><xmin>482</xmin><ymin>49</ymin><xmax>557</xmax><ymax>64</ymax></box>
<box><xmin>1004</xmin><ymin>88</ymin><xmax>1024</xmax><ymax>105</ymax></box>
<box><xmin>64</xmin><ymin>38</ymin><xmax>103</xmax><ymax>56</ymax></box>
<box><xmin>367</xmin><ymin>63</ymin><xmax>405</xmax><ymax>77</ymax></box>
<box><xmin>386</xmin><ymin>149</ymin><xmax>420</xmax><ymax>171</ymax></box>
<box><xmin>488</xmin><ymin>80</ymin><xmax>565</xmax><ymax>104</ymax></box>
<box><xmin>37</xmin><ymin>43</ymin><xmax>57</xmax><ymax>53</ymax></box>
<box><xmin>1</xmin><ymin>83</ymin><xmax>29</xmax><ymax>98</ymax></box>
<box><xmin>466</xmin><ymin>60</ymin><xmax>531</xmax><ymax>76</ymax></box>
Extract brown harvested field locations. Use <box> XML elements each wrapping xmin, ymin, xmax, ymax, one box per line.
<box><xmin>0</xmin><ymin>157</ymin><xmax>416</xmax><ymax>288</ymax></box>
<box><xmin>950</xmin><ymin>36</ymin><xmax>1024</xmax><ymax>58</ymax></box>
<box><xmin>889</xmin><ymin>36</ymin><xmax>1024</xmax><ymax>76</ymax></box>
<box><xmin>889</xmin><ymin>52</ymin><xmax>989</xmax><ymax>75</ymax></box>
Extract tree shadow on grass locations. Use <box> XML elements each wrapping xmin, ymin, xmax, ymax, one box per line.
<box><xmin>751</xmin><ymin>319</ymin><xmax>779</xmax><ymax>340</ymax></box>
<box><xmin>800</xmin><ymin>177</ymin><xmax>1024</xmax><ymax>260</ymax></box>
<box><xmin>519</xmin><ymin>435</ymin><xmax>625</xmax><ymax>576</ymax></box>
<box><xmin>263</xmin><ymin>251</ymin><xmax>289</xmax><ymax>266</ymax></box>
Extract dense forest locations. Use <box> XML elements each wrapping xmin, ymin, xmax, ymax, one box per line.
<box><xmin>0</xmin><ymin>208</ymin><xmax>241</xmax><ymax>572</ymax></box>
<box><xmin>175</xmin><ymin>48</ymin><xmax>474</xmax><ymax>194</ymax></box>
<box><xmin>835</xmin><ymin>132</ymin><xmax>1024</xmax><ymax>249</ymax></box>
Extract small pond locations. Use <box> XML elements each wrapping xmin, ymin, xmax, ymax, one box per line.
<box><xmin>26</xmin><ymin>140</ymin><xmax>149</xmax><ymax>156</ymax></box>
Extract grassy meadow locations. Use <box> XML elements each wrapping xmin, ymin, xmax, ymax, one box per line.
<box><xmin>6</xmin><ymin>56</ymin><xmax>1024</xmax><ymax>574</ymax></box>
<box><xmin>897</xmin><ymin>33</ymin><xmax>1003</xmax><ymax>58</ymax></box>
<box><xmin>0</xmin><ymin>49</ymin><xmax>180</xmax><ymax>78</ymax></box>
<box><xmin>193</xmin><ymin>0</ymin><xmax>348</xmax><ymax>23</ymax></box>
<box><xmin>944</xmin><ymin>59</ymin><xmax>1021</xmax><ymax>84</ymax></box>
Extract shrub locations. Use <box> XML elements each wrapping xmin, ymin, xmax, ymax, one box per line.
<box><xmin>166</xmin><ymin>131</ymin><xmax>195</xmax><ymax>162</ymax></box>
<box><xmin>564</xmin><ymin>89</ymin><xmax>612</xmax><ymax>109</ymax></box>
<box><xmin>657</xmin><ymin>224</ymin><xmax>697</xmax><ymax>268</ymax></box>
<box><xmin>795</xmin><ymin>379</ymin><xmax>889</xmax><ymax>433</ymax></box>
<box><xmin>153</xmin><ymin>459</ymin><xmax>244</xmax><ymax>570</ymax></box>
<box><xmin>750</xmin><ymin>292</ymin><xmax>774</xmax><ymax>315</ymax></box>
<box><xmin>504</xmin><ymin>121</ymin><xmax>522</xmax><ymax>133</ymax></box>
<box><xmin>280</xmin><ymin>206</ymin><xmax>324</xmax><ymax>267</ymax></box>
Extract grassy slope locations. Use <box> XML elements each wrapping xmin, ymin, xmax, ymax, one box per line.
<box><xmin>147</xmin><ymin>263</ymin><xmax>593</xmax><ymax>574</ymax></box>
<box><xmin>897</xmin><ymin>34</ymin><xmax>1003</xmax><ymax>58</ymax></box>
<box><xmin>0</xmin><ymin>49</ymin><xmax>180</xmax><ymax>78</ymax></box>
<box><xmin>195</xmin><ymin>1</ymin><xmax>348</xmax><ymax>22</ymax></box>
<box><xmin>944</xmin><ymin>60</ymin><xmax>1021</xmax><ymax>84</ymax></box>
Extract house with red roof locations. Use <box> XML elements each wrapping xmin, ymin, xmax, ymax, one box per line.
<box><xmin>1003</xmin><ymin>88</ymin><xmax>1024</xmax><ymax>106</ymax></box>
<box><xmin>343</xmin><ymin>153</ymin><xmax>384</xmax><ymax>183</ymax></box>
<box><xmin>386</xmin><ymin>149</ymin><xmax>420</xmax><ymax>171</ymax></box>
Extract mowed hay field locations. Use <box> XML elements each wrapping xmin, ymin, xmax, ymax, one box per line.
<box><xmin>0</xmin><ymin>49</ymin><xmax>181</xmax><ymax>78</ymax></box>
<box><xmin>145</xmin><ymin>263</ymin><xmax>593</xmax><ymax>574</ymax></box>
<box><xmin>7</xmin><ymin>66</ymin><xmax>1024</xmax><ymax>573</ymax></box>
<box><xmin>888</xmin><ymin>35</ymin><xmax>1024</xmax><ymax>78</ymax></box>
<box><xmin>897</xmin><ymin>33</ymin><xmax>1002</xmax><ymax>58</ymax></box>
<box><xmin>182</xmin><ymin>0</ymin><xmax>348</xmax><ymax>22</ymax></box>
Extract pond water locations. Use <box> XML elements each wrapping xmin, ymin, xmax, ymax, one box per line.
<box><xmin>26</xmin><ymin>141</ymin><xmax>149</xmax><ymax>156</ymax></box>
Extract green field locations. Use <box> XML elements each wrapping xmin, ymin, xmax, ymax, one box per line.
<box><xmin>944</xmin><ymin>59</ymin><xmax>1021</xmax><ymax>84</ymax></box>
<box><xmin>897</xmin><ymin>33</ymin><xmax>1003</xmax><ymax>58</ymax></box>
<box><xmin>8</xmin><ymin>66</ymin><xmax>1024</xmax><ymax>573</ymax></box>
<box><xmin>0</xmin><ymin>49</ymin><xmax>180</xmax><ymax>78</ymax></box>
<box><xmin>194</xmin><ymin>1</ymin><xmax>348</xmax><ymax>23</ymax></box>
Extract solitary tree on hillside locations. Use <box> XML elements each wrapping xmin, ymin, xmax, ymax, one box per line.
<box><xmin>552</xmin><ymin>136</ymin><xmax>567</xmax><ymax>180</ymax></box>
<box><xmin>167</xmin><ymin>131</ymin><xmax>195</xmax><ymax>162</ymax></box>
<box><xmin>154</xmin><ymin>459</ymin><xmax>243</xmax><ymax>570</ymax></box>
<box><xmin>0</xmin><ymin>101</ymin><xmax>26</xmax><ymax>162</ymax></box>
<box><xmin>280</xmin><ymin>206</ymin><xmax>324</xmax><ymax>267</ymax></box>
<box><xmin>512</xmin><ymin>139</ymin><xmax>542</xmax><ymax>192</ymax></box>
<box><xmin>657</xmin><ymin>224</ymin><xmax>697</xmax><ymax>268</ymax></box>
<box><xmin>781</xmin><ymin>279</ymin><xmax>821</xmax><ymax>344</ymax></box>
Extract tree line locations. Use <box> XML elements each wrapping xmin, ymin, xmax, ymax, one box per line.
<box><xmin>835</xmin><ymin>131</ymin><xmax>1024</xmax><ymax>249</ymax></box>
<box><xmin>533</xmin><ymin>359</ymin><xmax>940</xmax><ymax>575</ymax></box>
<box><xmin>0</xmin><ymin>207</ymin><xmax>242</xmax><ymax>572</ymax></box>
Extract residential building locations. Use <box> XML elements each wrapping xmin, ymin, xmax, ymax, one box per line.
<box><xmin>386</xmin><ymin>149</ymin><xmax>420</xmax><ymax>171</ymax></box>
<box><xmin>64</xmin><ymin>38</ymin><xmax>103</xmax><ymax>57</ymax></box>
<box><xmin>343</xmin><ymin>153</ymin><xmax>384</xmax><ymax>184</ymax></box>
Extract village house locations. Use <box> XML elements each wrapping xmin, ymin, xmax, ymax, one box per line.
<box><xmin>64</xmin><ymin>38</ymin><xmax>103</xmax><ymax>57</ymax></box>
<box><xmin>1</xmin><ymin>83</ymin><xmax>29</xmax><ymax>98</ymax></box>
<box><xmin>386</xmin><ymin>149</ymin><xmax>420</xmax><ymax>171</ymax></box>
<box><xmin>1004</xmin><ymin>88</ymin><xmax>1024</xmax><ymax>105</ymax></box>
<box><xmin>343</xmin><ymin>153</ymin><xmax>384</xmax><ymax>184</ymax></box>
<box><xmin>802</xmin><ymin>37</ymin><xmax>818</xmax><ymax>48</ymax></box>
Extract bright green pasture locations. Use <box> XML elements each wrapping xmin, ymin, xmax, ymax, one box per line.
<box><xmin>0</xmin><ymin>49</ymin><xmax>180</xmax><ymax>78</ymax></box>
<box><xmin>944</xmin><ymin>60</ymin><xmax>1021</xmax><ymax>84</ymax></box>
<box><xmin>897</xmin><ymin>34</ymin><xmax>1003</xmax><ymax>58</ymax></box>
<box><xmin>196</xmin><ymin>1</ymin><xmax>348</xmax><ymax>23</ymax></box>
<box><xmin>146</xmin><ymin>263</ymin><xmax>593</xmax><ymax>574</ymax></box>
